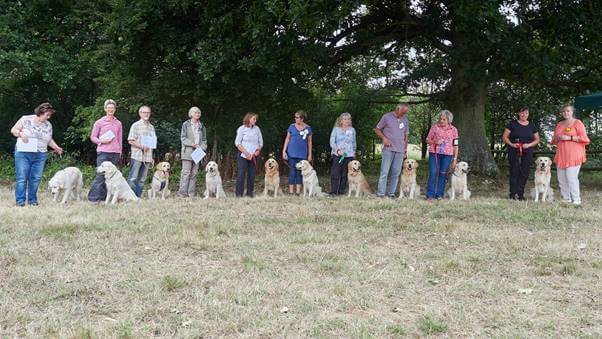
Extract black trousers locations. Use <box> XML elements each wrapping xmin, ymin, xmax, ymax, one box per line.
<box><xmin>508</xmin><ymin>148</ymin><xmax>533</xmax><ymax>198</ymax></box>
<box><xmin>330</xmin><ymin>156</ymin><xmax>352</xmax><ymax>195</ymax></box>
<box><xmin>236</xmin><ymin>153</ymin><xmax>256</xmax><ymax>197</ymax></box>
<box><xmin>88</xmin><ymin>152</ymin><xmax>121</xmax><ymax>202</ymax></box>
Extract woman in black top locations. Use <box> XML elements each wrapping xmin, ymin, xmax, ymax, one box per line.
<box><xmin>502</xmin><ymin>106</ymin><xmax>540</xmax><ymax>200</ymax></box>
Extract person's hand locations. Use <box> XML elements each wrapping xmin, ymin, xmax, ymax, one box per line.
<box><xmin>509</xmin><ymin>143</ymin><xmax>518</xmax><ymax>148</ymax></box>
<box><xmin>561</xmin><ymin>135</ymin><xmax>572</xmax><ymax>141</ymax></box>
<box><xmin>383</xmin><ymin>137</ymin><xmax>392</xmax><ymax>147</ymax></box>
<box><xmin>20</xmin><ymin>134</ymin><xmax>29</xmax><ymax>143</ymax></box>
<box><xmin>100</xmin><ymin>138</ymin><xmax>112</xmax><ymax>144</ymax></box>
<box><xmin>336</xmin><ymin>149</ymin><xmax>343</xmax><ymax>156</ymax></box>
<box><xmin>54</xmin><ymin>146</ymin><xmax>64</xmax><ymax>155</ymax></box>
<box><xmin>522</xmin><ymin>143</ymin><xmax>530</xmax><ymax>149</ymax></box>
<box><xmin>308</xmin><ymin>154</ymin><xmax>313</xmax><ymax>162</ymax></box>
<box><xmin>142</xmin><ymin>145</ymin><xmax>150</xmax><ymax>152</ymax></box>
<box><xmin>243</xmin><ymin>151</ymin><xmax>252</xmax><ymax>160</ymax></box>
<box><xmin>192</xmin><ymin>144</ymin><xmax>199</xmax><ymax>149</ymax></box>
<box><xmin>254</xmin><ymin>149</ymin><xmax>260</xmax><ymax>157</ymax></box>
<box><xmin>282</xmin><ymin>152</ymin><xmax>288</xmax><ymax>160</ymax></box>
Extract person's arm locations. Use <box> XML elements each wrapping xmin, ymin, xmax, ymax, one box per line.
<box><xmin>502</xmin><ymin>128</ymin><xmax>517</xmax><ymax>148</ymax></box>
<box><xmin>48</xmin><ymin>139</ymin><xmax>64</xmax><ymax>155</ymax></box>
<box><xmin>128</xmin><ymin>125</ymin><xmax>149</xmax><ymax>151</ymax></box>
<box><xmin>255</xmin><ymin>128</ymin><xmax>262</xmax><ymax>156</ymax></box>
<box><xmin>374</xmin><ymin>128</ymin><xmax>391</xmax><ymax>147</ymax></box>
<box><xmin>307</xmin><ymin>134</ymin><xmax>313</xmax><ymax>162</ymax></box>
<box><xmin>116</xmin><ymin>122</ymin><xmax>123</xmax><ymax>154</ymax></box>
<box><xmin>282</xmin><ymin>132</ymin><xmax>291</xmax><ymax>160</ymax></box>
<box><xmin>329</xmin><ymin>128</ymin><xmax>339</xmax><ymax>155</ymax></box>
<box><xmin>180</xmin><ymin>122</ymin><xmax>195</xmax><ymax>148</ymax></box>
<box><xmin>234</xmin><ymin>127</ymin><xmax>250</xmax><ymax>158</ymax></box>
<box><xmin>425</xmin><ymin>126</ymin><xmax>438</xmax><ymax>145</ymax></box>
<box><xmin>573</xmin><ymin>121</ymin><xmax>590</xmax><ymax>144</ymax></box>
<box><xmin>90</xmin><ymin>121</ymin><xmax>102</xmax><ymax>145</ymax></box>
<box><xmin>525</xmin><ymin>132</ymin><xmax>540</xmax><ymax>149</ymax></box>
<box><xmin>200</xmin><ymin>124</ymin><xmax>208</xmax><ymax>151</ymax></box>
<box><xmin>10</xmin><ymin>117</ymin><xmax>27</xmax><ymax>142</ymax></box>
<box><xmin>352</xmin><ymin>128</ymin><xmax>357</xmax><ymax>158</ymax></box>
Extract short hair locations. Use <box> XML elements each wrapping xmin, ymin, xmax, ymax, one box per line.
<box><xmin>396</xmin><ymin>103</ymin><xmax>409</xmax><ymax>111</ymax></box>
<box><xmin>138</xmin><ymin>105</ymin><xmax>151</xmax><ymax>114</ymax></box>
<box><xmin>438</xmin><ymin>109</ymin><xmax>453</xmax><ymax>123</ymax></box>
<box><xmin>560</xmin><ymin>104</ymin><xmax>574</xmax><ymax>113</ymax></box>
<box><xmin>242</xmin><ymin>112</ymin><xmax>258</xmax><ymax>126</ymax></box>
<box><xmin>188</xmin><ymin>106</ymin><xmax>201</xmax><ymax>118</ymax></box>
<box><xmin>104</xmin><ymin>99</ymin><xmax>117</xmax><ymax>109</ymax></box>
<box><xmin>334</xmin><ymin>112</ymin><xmax>352</xmax><ymax>127</ymax></box>
<box><xmin>518</xmin><ymin>106</ymin><xmax>529</xmax><ymax>113</ymax></box>
<box><xmin>294</xmin><ymin>110</ymin><xmax>306</xmax><ymax>121</ymax></box>
<box><xmin>34</xmin><ymin>102</ymin><xmax>55</xmax><ymax>117</ymax></box>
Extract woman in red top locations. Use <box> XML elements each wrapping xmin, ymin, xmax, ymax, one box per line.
<box><xmin>551</xmin><ymin>105</ymin><xmax>590</xmax><ymax>205</ymax></box>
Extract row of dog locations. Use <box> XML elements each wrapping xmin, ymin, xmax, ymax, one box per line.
<box><xmin>46</xmin><ymin>156</ymin><xmax>554</xmax><ymax>204</ymax></box>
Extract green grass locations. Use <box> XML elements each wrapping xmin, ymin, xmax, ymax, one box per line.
<box><xmin>0</xmin><ymin>185</ymin><xmax>600</xmax><ymax>337</ymax></box>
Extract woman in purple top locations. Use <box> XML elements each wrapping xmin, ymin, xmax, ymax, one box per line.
<box><xmin>87</xmin><ymin>99</ymin><xmax>123</xmax><ymax>202</ymax></box>
<box><xmin>282</xmin><ymin>110</ymin><xmax>313</xmax><ymax>195</ymax></box>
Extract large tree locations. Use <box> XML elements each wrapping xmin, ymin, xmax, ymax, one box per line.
<box><xmin>301</xmin><ymin>0</ymin><xmax>602</xmax><ymax>175</ymax></box>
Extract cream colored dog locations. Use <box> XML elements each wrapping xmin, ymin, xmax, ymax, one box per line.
<box><xmin>96</xmin><ymin>161</ymin><xmax>138</xmax><ymax>204</ymax></box>
<box><xmin>48</xmin><ymin>167</ymin><xmax>84</xmax><ymax>203</ymax></box>
<box><xmin>448</xmin><ymin>161</ymin><xmax>471</xmax><ymax>200</ymax></box>
<box><xmin>148</xmin><ymin>161</ymin><xmax>171</xmax><ymax>199</ymax></box>
<box><xmin>204</xmin><ymin>161</ymin><xmax>226</xmax><ymax>199</ymax></box>
<box><xmin>263</xmin><ymin>158</ymin><xmax>281</xmax><ymax>197</ymax></box>
<box><xmin>399</xmin><ymin>159</ymin><xmax>420</xmax><ymax>199</ymax></box>
<box><xmin>532</xmin><ymin>156</ymin><xmax>554</xmax><ymax>202</ymax></box>
<box><xmin>347</xmin><ymin>160</ymin><xmax>371</xmax><ymax>197</ymax></box>
<box><xmin>295</xmin><ymin>160</ymin><xmax>324</xmax><ymax>197</ymax></box>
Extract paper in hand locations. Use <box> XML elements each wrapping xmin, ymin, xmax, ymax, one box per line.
<box><xmin>140</xmin><ymin>135</ymin><xmax>157</xmax><ymax>149</ymax></box>
<box><xmin>99</xmin><ymin>130</ymin><xmax>115</xmax><ymax>141</ymax></box>
<box><xmin>16</xmin><ymin>137</ymin><xmax>38</xmax><ymax>152</ymax></box>
<box><xmin>191</xmin><ymin>148</ymin><xmax>206</xmax><ymax>164</ymax></box>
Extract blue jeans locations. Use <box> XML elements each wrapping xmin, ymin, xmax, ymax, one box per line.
<box><xmin>287</xmin><ymin>157</ymin><xmax>303</xmax><ymax>185</ymax></box>
<box><xmin>14</xmin><ymin>151</ymin><xmax>48</xmax><ymax>206</ymax></box>
<box><xmin>377</xmin><ymin>149</ymin><xmax>404</xmax><ymax>197</ymax></box>
<box><xmin>426</xmin><ymin>152</ymin><xmax>453</xmax><ymax>199</ymax></box>
<box><xmin>127</xmin><ymin>159</ymin><xmax>150</xmax><ymax>197</ymax></box>
<box><xmin>88</xmin><ymin>152</ymin><xmax>121</xmax><ymax>202</ymax></box>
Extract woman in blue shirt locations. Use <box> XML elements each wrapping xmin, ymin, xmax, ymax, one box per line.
<box><xmin>282</xmin><ymin>110</ymin><xmax>313</xmax><ymax>195</ymax></box>
<box><xmin>329</xmin><ymin>112</ymin><xmax>356</xmax><ymax>196</ymax></box>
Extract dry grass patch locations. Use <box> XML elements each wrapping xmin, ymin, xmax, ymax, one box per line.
<box><xmin>0</xmin><ymin>187</ymin><xmax>600</xmax><ymax>337</ymax></box>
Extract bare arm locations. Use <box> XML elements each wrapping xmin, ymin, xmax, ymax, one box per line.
<box><xmin>374</xmin><ymin>128</ymin><xmax>391</xmax><ymax>147</ymax></box>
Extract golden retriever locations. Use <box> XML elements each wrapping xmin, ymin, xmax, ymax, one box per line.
<box><xmin>347</xmin><ymin>160</ymin><xmax>371</xmax><ymax>197</ymax></box>
<box><xmin>448</xmin><ymin>161</ymin><xmax>471</xmax><ymax>200</ymax></box>
<box><xmin>399</xmin><ymin>159</ymin><xmax>420</xmax><ymax>199</ymax></box>
<box><xmin>532</xmin><ymin>156</ymin><xmax>554</xmax><ymax>202</ymax></box>
<box><xmin>96</xmin><ymin>161</ymin><xmax>138</xmax><ymax>204</ymax></box>
<box><xmin>48</xmin><ymin>167</ymin><xmax>84</xmax><ymax>203</ymax></box>
<box><xmin>294</xmin><ymin>160</ymin><xmax>324</xmax><ymax>197</ymax></box>
<box><xmin>263</xmin><ymin>158</ymin><xmax>281</xmax><ymax>197</ymax></box>
<box><xmin>204</xmin><ymin>161</ymin><xmax>226</xmax><ymax>198</ymax></box>
<box><xmin>148</xmin><ymin>161</ymin><xmax>171</xmax><ymax>199</ymax></box>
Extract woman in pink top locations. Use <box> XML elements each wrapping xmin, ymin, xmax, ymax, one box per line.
<box><xmin>87</xmin><ymin>99</ymin><xmax>123</xmax><ymax>202</ymax></box>
<box><xmin>551</xmin><ymin>105</ymin><xmax>590</xmax><ymax>205</ymax></box>
<box><xmin>425</xmin><ymin>110</ymin><xmax>459</xmax><ymax>200</ymax></box>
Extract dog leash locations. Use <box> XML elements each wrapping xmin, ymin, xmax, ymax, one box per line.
<box><xmin>338</xmin><ymin>152</ymin><xmax>348</xmax><ymax>164</ymax></box>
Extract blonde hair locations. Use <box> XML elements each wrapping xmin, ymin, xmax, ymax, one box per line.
<box><xmin>103</xmin><ymin>99</ymin><xmax>117</xmax><ymax>109</ymax></box>
<box><xmin>334</xmin><ymin>112</ymin><xmax>352</xmax><ymax>128</ymax></box>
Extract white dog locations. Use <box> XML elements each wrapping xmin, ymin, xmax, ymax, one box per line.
<box><xmin>295</xmin><ymin>160</ymin><xmax>325</xmax><ymax>197</ymax></box>
<box><xmin>532</xmin><ymin>156</ymin><xmax>554</xmax><ymax>202</ymax></box>
<box><xmin>148</xmin><ymin>161</ymin><xmax>171</xmax><ymax>199</ymax></box>
<box><xmin>48</xmin><ymin>167</ymin><xmax>84</xmax><ymax>203</ymax></box>
<box><xmin>204</xmin><ymin>161</ymin><xmax>226</xmax><ymax>199</ymax></box>
<box><xmin>448</xmin><ymin>161</ymin><xmax>471</xmax><ymax>200</ymax></box>
<box><xmin>96</xmin><ymin>161</ymin><xmax>138</xmax><ymax>204</ymax></box>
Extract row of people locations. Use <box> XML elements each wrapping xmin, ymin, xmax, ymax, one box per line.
<box><xmin>9</xmin><ymin>101</ymin><xmax>589</xmax><ymax>206</ymax></box>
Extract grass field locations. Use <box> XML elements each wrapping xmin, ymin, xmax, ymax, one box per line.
<box><xmin>0</xmin><ymin>177</ymin><xmax>601</xmax><ymax>337</ymax></box>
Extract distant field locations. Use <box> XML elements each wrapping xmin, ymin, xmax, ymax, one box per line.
<box><xmin>0</xmin><ymin>182</ymin><xmax>600</xmax><ymax>337</ymax></box>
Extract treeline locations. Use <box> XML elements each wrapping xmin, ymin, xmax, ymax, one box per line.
<box><xmin>1</xmin><ymin>1</ymin><xmax>600</xmax><ymax>175</ymax></box>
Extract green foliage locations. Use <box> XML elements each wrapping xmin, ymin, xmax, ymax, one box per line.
<box><xmin>418</xmin><ymin>316</ymin><xmax>448</xmax><ymax>335</ymax></box>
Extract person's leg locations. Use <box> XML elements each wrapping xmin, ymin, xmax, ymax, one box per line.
<box><xmin>556</xmin><ymin>167</ymin><xmax>571</xmax><ymax>202</ymax></box>
<box><xmin>426</xmin><ymin>153</ymin><xmax>437</xmax><ymax>199</ymax></box>
<box><xmin>339</xmin><ymin>157</ymin><xmax>351</xmax><ymax>195</ymax></box>
<box><xmin>88</xmin><ymin>152</ymin><xmax>116</xmax><ymax>202</ymax></box>
<box><xmin>127</xmin><ymin>159</ymin><xmax>142</xmax><ymax>196</ymax></box>
<box><xmin>329</xmin><ymin>156</ymin><xmax>341</xmax><ymax>195</ymax></box>
<box><xmin>435</xmin><ymin>155</ymin><xmax>453</xmax><ymax>199</ymax></box>
<box><xmin>517</xmin><ymin>151</ymin><xmax>533</xmax><ymax>199</ymax></box>
<box><xmin>14</xmin><ymin>152</ymin><xmax>30</xmax><ymax>206</ymax></box>
<box><xmin>294</xmin><ymin>158</ymin><xmax>303</xmax><ymax>194</ymax></box>
<box><xmin>246</xmin><ymin>158</ymin><xmax>256</xmax><ymax>197</ymax></box>
<box><xmin>27</xmin><ymin>152</ymin><xmax>48</xmax><ymax>205</ymax></box>
<box><xmin>178</xmin><ymin>160</ymin><xmax>192</xmax><ymax>197</ymax></box>
<box><xmin>566</xmin><ymin>165</ymin><xmax>582</xmax><ymax>204</ymax></box>
<box><xmin>135</xmin><ymin>162</ymin><xmax>150</xmax><ymax>197</ymax></box>
<box><xmin>386</xmin><ymin>152</ymin><xmax>403</xmax><ymax>197</ymax></box>
<box><xmin>235</xmin><ymin>154</ymin><xmax>246</xmax><ymax>197</ymax></box>
<box><xmin>376</xmin><ymin>150</ymin><xmax>393</xmax><ymax>197</ymax></box>
<box><xmin>187</xmin><ymin>162</ymin><xmax>200</xmax><ymax>197</ymax></box>
<box><xmin>287</xmin><ymin>158</ymin><xmax>296</xmax><ymax>193</ymax></box>
<box><xmin>507</xmin><ymin>148</ymin><xmax>519</xmax><ymax>198</ymax></box>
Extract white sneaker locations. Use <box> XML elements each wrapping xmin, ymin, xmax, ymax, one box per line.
<box><xmin>561</xmin><ymin>199</ymin><xmax>572</xmax><ymax>204</ymax></box>
<box><xmin>572</xmin><ymin>201</ymin><xmax>582</xmax><ymax>206</ymax></box>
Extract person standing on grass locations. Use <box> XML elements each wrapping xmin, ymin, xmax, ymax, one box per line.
<box><xmin>329</xmin><ymin>112</ymin><xmax>356</xmax><ymax>196</ymax></box>
<box><xmin>235</xmin><ymin>112</ymin><xmax>263</xmax><ymax>197</ymax></box>
<box><xmin>177</xmin><ymin>106</ymin><xmax>208</xmax><ymax>198</ymax></box>
<box><xmin>282</xmin><ymin>110</ymin><xmax>313</xmax><ymax>195</ymax></box>
<box><xmin>10</xmin><ymin>102</ymin><xmax>64</xmax><ymax>207</ymax></box>
<box><xmin>425</xmin><ymin>110</ymin><xmax>459</xmax><ymax>201</ymax></box>
<box><xmin>127</xmin><ymin>105</ymin><xmax>156</xmax><ymax>197</ymax></box>
<box><xmin>551</xmin><ymin>105</ymin><xmax>590</xmax><ymax>205</ymax></box>
<box><xmin>88</xmin><ymin>99</ymin><xmax>123</xmax><ymax>202</ymax></box>
<box><xmin>374</xmin><ymin>103</ymin><xmax>410</xmax><ymax>198</ymax></box>
<box><xmin>502</xmin><ymin>106</ymin><xmax>540</xmax><ymax>201</ymax></box>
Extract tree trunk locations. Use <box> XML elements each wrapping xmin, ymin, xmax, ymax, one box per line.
<box><xmin>445</xmin><ymin>69</ymin><xmax>499</xmax><ymax>177</ymax></box>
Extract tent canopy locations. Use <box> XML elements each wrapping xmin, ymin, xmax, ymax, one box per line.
<box><xmin>575</xmin><ymin>91</ymin><xmax>602</xmax><ymax>113</ymax></box>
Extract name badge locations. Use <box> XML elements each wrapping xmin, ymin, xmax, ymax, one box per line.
<box><xmin>453</xmin><ymin>138</ymin><xmax>459</xmax><ymax>146</ymax></box>
<box><xmin>345</xmin><ymin>129</ymin><xmax>352</xmax><ymax>135</ymax></box>
<box><xmin>399</xmin><ymin>122</ymin><xmax>405</xmax><ymax>129</ymax></box>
